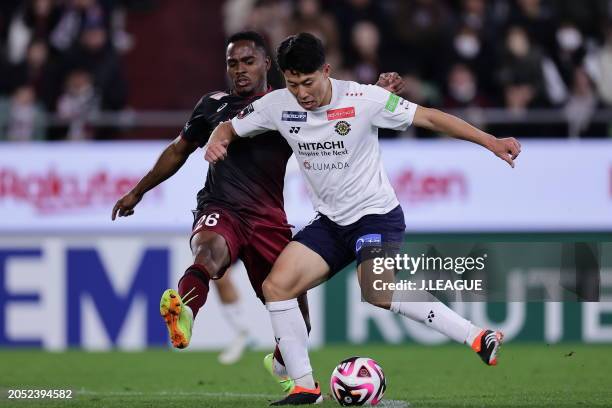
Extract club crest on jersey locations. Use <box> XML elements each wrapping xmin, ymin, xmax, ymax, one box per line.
<box><xmin>282</xmin><ymin>111</ymin><xmax>307</xmax><ymax>122</ymax></box>
<box><xmin>327</xmin><ymin>107</ymin><xmax>355</xmax><ymax>121</ymax></box>
<box><xmin>237</xmin><ymin>103</ymin><xmax>254</xmax><ymax>119</ymax></box>
<box><xmin>334</xmin><ymin>121</ymin><xmax>351</xmax><ymax>136</ymax></box>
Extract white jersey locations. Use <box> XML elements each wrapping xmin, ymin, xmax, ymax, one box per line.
<box><xmin>231</xmin><ymin>78</ymin><xmax>418</xmax><ymax>225</ymax></box>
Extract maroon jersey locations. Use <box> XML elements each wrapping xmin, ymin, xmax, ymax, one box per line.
<box><xmin>181</xmin><ymin>90</ymin><xmax>292</xmax><ymax>224</ymax></box>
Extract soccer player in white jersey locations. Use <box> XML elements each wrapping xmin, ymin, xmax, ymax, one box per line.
<box><xmin>205</xmin><ymin>33</ymin><xmax>521</xmax><ymax>405</ymax></box>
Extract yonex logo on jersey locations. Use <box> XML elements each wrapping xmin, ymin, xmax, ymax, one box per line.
<box><xmin>282</xmin><ymin>111</ymin><xmax>308</xmax><ymax>122</ymax></box>
<box><xmin>289</xmin><ymin>127</ymin><xmax>301</xmax><ymax>134</ymax></box>
<box><xmin>334</xmin><ymin>121</ymin><xmax>351</xmax><ymax>136</ymax></box>
<box><xmin>385</xmin><ymin>94</ymin><xmax>400</xmax><ymax>112</ymax></box>
<box><xmin>326</xmin><ymin>107</ymin><xmax>355</xmax><ymax>121</ymax></box>
<box><xmin>237</xmin><ymin>103</ymin><xmax>254</xmax><ymax>119</ymax></box>
<box><xmin>355</xmin><ymin>234</ymin><xmax>382</xmax><ymax>252</ymax></box>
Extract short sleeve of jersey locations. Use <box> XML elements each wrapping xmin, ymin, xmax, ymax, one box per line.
<box><xmin>365</xmin><ymin>85</ymin><xmax>418</xmax><ymax>131</ymax></box>
<box><xmin>181</xmin><ymin>95</ymin><xmax>213</xmax><ymax>147</ymax></box>
<box><xmin>230</xmin><ymin>97</ymin><xmax>276</xmax><ymax>138</ymax></box>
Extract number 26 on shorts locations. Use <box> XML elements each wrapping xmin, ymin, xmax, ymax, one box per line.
<box><xmin>196</xmin><ymin>212</ymin><xmax>220</xmax><ymax>228</ymax></box>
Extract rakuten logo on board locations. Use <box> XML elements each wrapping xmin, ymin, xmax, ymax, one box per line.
<box><xmin>392</xmin><ymin>168</ymin><xmax>468</xmax><ymax>204</ymax></box>
<box><xmin>0</xmin><ymin>167</ymin><xmax>143</xmax><ymax>214</ymax></box>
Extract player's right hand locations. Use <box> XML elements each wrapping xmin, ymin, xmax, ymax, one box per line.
<box><xmin>111</xmin><ymin>191</ymin><xmax>142</xmax><ymax>220</ymax></box>
<box><xmin>205</xmin><ymin>140</ymin><xmax>229</xmax><ymax>164</ymax></box>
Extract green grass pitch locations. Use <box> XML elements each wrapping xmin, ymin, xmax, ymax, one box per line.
<box><xmin>1</xmin><ymin>344</ymin><xmax>611</xmax><ymax>407</ymax></box>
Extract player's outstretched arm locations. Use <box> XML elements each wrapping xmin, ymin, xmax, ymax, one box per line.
<box><xmin>204</xmin><ymin>121</ymin><xmax>238</xmax><ymax>164</ymax></box>
<box><xmin>111</xmin><ymin>136</ymin><xmax>198</xmax><ymax>220</ymax></box>
<box><xmin>412</xmin><ymin>106</ymin><xmax>522</xmax><ymax>168</ymax></box>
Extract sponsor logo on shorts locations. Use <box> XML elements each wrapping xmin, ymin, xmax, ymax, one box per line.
<box><xmin>334</xmin><ymin>121</ymin><xmax>351</xmax><ymax>136</ymax></box>
<box><xmin>327</xmin><ymin>107</ymin><xmax>355</xmax><ymax>121</ymax></box>
<box><xmin>282</xmin><ymin>111</ymin><xmax>308</xmax><ymax>122</ymax></box>
<box><xmin>237</xmin><ymin>103</ymin><xmax>254</xmax><ymax>119</ymax></box>
<box><xmin>385</xmin><ymin>94</ymin><xmax>400</xmax><ymax>112</ymax></box>
<box><xmin>356</xmin><ymin>234</ymin><xmax>382</xmax><ymax>252</ymax></box>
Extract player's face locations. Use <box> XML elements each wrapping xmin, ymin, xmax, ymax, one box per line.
<box><xmin>226</xmin><ymin>40</ymin><xmax>271</xmax><ymax>96</ymax></box>
<box><xmin>284</xmin><ymin>64</ymin><xmax>331</xmax><ymax>110</ymax></box>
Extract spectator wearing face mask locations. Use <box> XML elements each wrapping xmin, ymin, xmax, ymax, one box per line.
<box><xmin>496</xmin><ymin>25</ymin><xmax>567</xmax><ymax>136</ymax></box>
<box><xmin>443</xmin><ymin>63</ymin><xmax>489</xmax><ymax>109</ymax></box>
<box><xmin>553</xmin><ymin>21</ymin><xmax>589</xmax><ymax>87</ymax></box>
<box><xmin>556</xmin><ymin>0</ymin><xmax>610</xmax><ymax>41</ymax></box>
<box><xmin>444</xmin><ymin>24</ymin><xmax>497</xmax><ymax>101</ymax></box>
<box><xmin>455</xmin><ymin>0</ymin><xmax>498</xmax><ymax>43</ymax></box>
<box><xmin>498</xmin><ymin>25</ymin><xmax>567</xmax><ymax>108</ymax></box>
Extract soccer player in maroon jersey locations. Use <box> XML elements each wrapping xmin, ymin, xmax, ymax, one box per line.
<box><xmin>111</xmin><ymin>30</ymin><xmax>403</xmax><ymax>390</ymax></box>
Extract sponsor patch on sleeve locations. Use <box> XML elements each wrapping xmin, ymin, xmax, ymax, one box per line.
<box><xmin>281</xmin><ymin>111</ymin><xmax>308</xmax><ymax>122</ymax></box>
<box><xmin>385</xmin><ymin>94</ymin><xmax>400</xmax><ymax>113</ymax></box>
<box><xmin>237</xmin><ymin>103</ymin><xmax>254</xmax><ymax>119</ymax></box>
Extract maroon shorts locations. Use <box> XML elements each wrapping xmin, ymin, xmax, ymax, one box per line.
<box><xmin>191</xmin><ymin>205</ymin><xmax>292</xmax><ymax>303</ymax></box>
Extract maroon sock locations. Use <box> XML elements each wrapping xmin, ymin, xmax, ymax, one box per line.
<box><xmin>178</xmin><ymin>264</ymin><xmax>210</xmax><ymax>319</ymax></box>
<box><xmin>273</xmin><ymin>344</ymin><xmax>285</xmax><ymax>366</ymax></box>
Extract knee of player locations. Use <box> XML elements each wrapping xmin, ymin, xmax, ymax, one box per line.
<box><xmin>262</xmin><ymin>277</ymin><xmax>293</xmax><ymax>301</ymax></box>
<box><xmin>192</xmin><ymin>246</ymin><xmax>221</xmax><ymax>276</ymax></box>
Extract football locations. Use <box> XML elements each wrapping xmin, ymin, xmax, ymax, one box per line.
<box><xmin>330</xmin><ymin>356</ymin><xmax>386</xmax><ymax>406</ymax></box>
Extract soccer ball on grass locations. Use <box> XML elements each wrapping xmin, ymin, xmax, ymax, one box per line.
<box><xmin>330</xmin><ymin>356</ymin><xmax>386</xmax><ymax>406</ymax></box>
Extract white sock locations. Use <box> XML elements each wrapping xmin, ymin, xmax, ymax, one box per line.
<box><xmin>221</xmin><ymin>301</ymin><xmax>249</xmax><ymax>334</ymax></box>
<box><xmin>267</xmin><ymin>299</ymin><xmax>315</xmax><ymax>388</ymax></box>
<box><xmin>273</xmin><ymin>356</ymin><xmax>288</xmax><ymax>377</ymax></box>
<box><xmin>390</xmin><ymin>297</ymin><xmax>479</xmax><ymax>345</ymax></box>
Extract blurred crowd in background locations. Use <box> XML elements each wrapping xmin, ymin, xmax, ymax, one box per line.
<box><xmin>0</xmin><ymin>0</ymin><xmax>144</xmax><ymax>140</ymax></box>
<box><xmin>1</xmin><ymin>0</ymin><xmax>612</xmax><ymax>141</ymax></box>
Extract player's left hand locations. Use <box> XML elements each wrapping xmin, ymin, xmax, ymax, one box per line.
<box><xmin>376</xmin><ymin>72</ymin><xmax>404</xmax><ymax>94</ymax></box>
<box><xmin>490</xmin><ymin>137</ymin><xmax>521</xmax><ymax>168</ymax></box>
<box><xmin>205</xmin><ymin>139</ymin><xmax>229</xmax><ymax>164</ymax></box>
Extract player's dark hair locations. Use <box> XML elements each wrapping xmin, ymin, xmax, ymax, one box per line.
<box><xmin>226</xmin><ymin>30</ymin><xmax>285</xmax><ymax>89</ymax></box>
<box><xmin>227</xmin><ymin>30</ymin><xmax>269</xmax><ymax>55</ymax></box>
<box><xmin>277</xmin><ymin>32</ymin><xmax>325</xmax><ymax>74</ymax></box>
